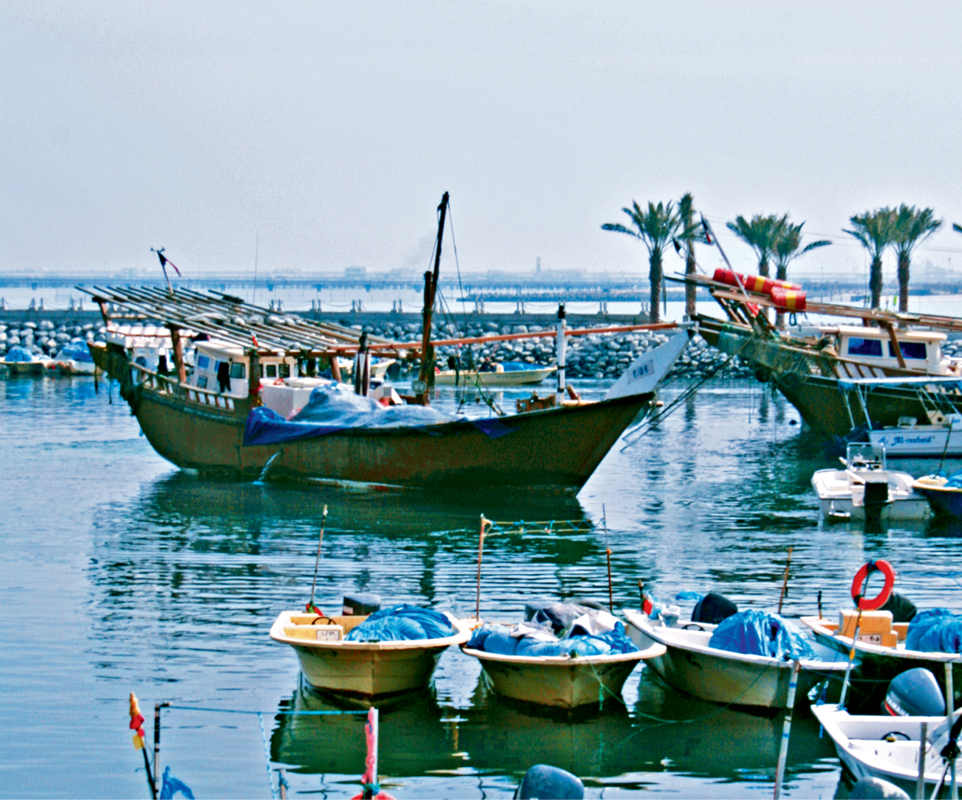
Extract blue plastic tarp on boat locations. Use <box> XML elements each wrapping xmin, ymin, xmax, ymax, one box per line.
<box><xmin>467</xmin><ymin>620</ymin><xmax>638</xmax><ymax>657</ymax></box>
<box><xmin>708</xmin><ymin>610</ymin><xmax>814</xmax><ymax>660</ymax></box>
<box><xmin>906</xmin><ymin>608</ymin><xmax>962</xmax><ymax>653</ymax></box>
<box><xmin>343</xmin><ymin>605</ymin><xmax>456</xmax><ymax>642</ymax></box>
<box><xmin>243</xmin><ymin>384</ymin><xmax>452</xmax><ymax>446</ymax></box>
<box><xmin>3</xmin><ymin>346</ymin><xmax>36</xmax><ymax>362</ymax></box>
<box><xmin>56</xmin><ymin>341</ymin><xmax>94</xmax><ymax>362</ymax></box>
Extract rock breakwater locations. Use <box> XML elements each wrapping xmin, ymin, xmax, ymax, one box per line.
<box><xmin>0</xmin><ymin>311</ymin><xmax>784</xmax><ymax>380</ymax></box>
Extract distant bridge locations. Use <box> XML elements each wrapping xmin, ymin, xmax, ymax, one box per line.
<box><xmin>0</xmin><ymin>273</ymin><xmax>957</xmax><ymax>302</ymax></box>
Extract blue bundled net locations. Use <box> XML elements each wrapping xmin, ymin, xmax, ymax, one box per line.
<box><xmin>708</xmin><ymin>610</ymin><xmax>814</xmax><ymax>660</ymax></box>
<box><xmin>344</xmin><ymin>605</ymin><xmax>456</xmax><ymax>642</ymax></box>
<box><xmin>906</xmin><ymin>608</ymin><xmax>962</xmax><ymax>653</ymax></box>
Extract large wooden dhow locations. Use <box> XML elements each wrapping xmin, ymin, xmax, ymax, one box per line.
<box><xmin>79</xmin><ymin>285</ymin><xmax>659</xmax><ymax>490</ymax></box>
<box><xmin>683</xmin><ymin>270</ymin><xmax>962</xmax><ymax>436</ymax></box>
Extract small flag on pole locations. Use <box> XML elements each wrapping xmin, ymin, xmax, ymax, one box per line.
<box><xmin>129</xmin><ymin>692</ymin><xmax>146</xmax><ymax>750</ymax></box>
<box><xmin>154</xmin><ymin>247</ymin><xmax>181</xmax><ymax>276</ymax></box>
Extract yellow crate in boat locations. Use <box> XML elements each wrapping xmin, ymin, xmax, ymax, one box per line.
<box><xmin>839</xmin><ymin>609</ymin><xmax>892</xmax><ymax>640</ymax></box>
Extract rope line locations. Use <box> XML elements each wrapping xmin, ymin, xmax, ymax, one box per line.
<box><xmin>165</xmin><ymin>704</ymin><xmax>368</xmax><ymax>716</ymax></box>
<box><xmin>257</xmin><ymin>711</ymin><xmax>278</xmax><ymax>800</ymax></box>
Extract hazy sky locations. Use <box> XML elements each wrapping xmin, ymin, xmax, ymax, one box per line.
<box><xmin>4</xmin><ymin>1</ymin><xmax>962</xmax><ymax>280</ymax></box>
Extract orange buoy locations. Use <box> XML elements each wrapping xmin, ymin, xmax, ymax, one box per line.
<box><xmin>712</xmin><ymin>269</ymin><xmax>801</xmax><ymax>296</ymax></box>
<box><xmin>771</xmin><ymin>286</ymin><xmax>806</xmax><ymax>311</ymax></box>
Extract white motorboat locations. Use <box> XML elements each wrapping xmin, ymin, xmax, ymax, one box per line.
<box><xmin>623</xmin><ymin>608</ymin><xmax>849</xmax><ymax>710</ymax></box>
<box><xmin>811</xmin><ymin>442</ymin><xmax>929</xmax><ymax>522</ymax></box>
<box><xmin>812</xmin><ymin>702</ymin><xmax>962</xmax><ymax>796</ymax></box>
<box><xmin>270</xmin><ymin>609</ymin><xmax>471</xmax><ymax>698</ymax></box>
<box><xmin>433</xmin><ymin>363</ymin><xmax>557</xmax><ymax>387</ymax></box>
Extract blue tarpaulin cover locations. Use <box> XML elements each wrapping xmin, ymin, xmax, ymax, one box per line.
<box><xmin>906</xmin><ymin>608</ymin><xmax>962</xmax><ymax>653</ymax></box>
<box><xmin>344</xmin><ymin>605</ymin><xmax>456</xmax><ymax>642</ymax></box>
<box><xmin>243</xmin><ymin>384</ymin><xmax>452</xmax><ymax>445</ymax></box>
<box><xmin>56</xmin><ymin>341</ymin><xmax>94</xmax><ymax>363</ymax></box>
<box><xmin>467</xmin><ymin>620</ymin><xmax>638</xmax><ymax>657</ymax></box>
<box><xmin>945</xmin><ymin>473</ymin><xmax>962</xmax><ymax>489</ymax></box>
<box><xmin>3</xmin><ymin>346</ymin><xmax>36</xmax><ymax>362</ymax></box>
<box><xmin>708</xmin><ymin>610</ymin><xmax>814</xmax><ymax>660</ymax></box>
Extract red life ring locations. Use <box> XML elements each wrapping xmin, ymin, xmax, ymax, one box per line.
<box><xmin>850</xmin><ymin>559</ymin><xmax>895</xmax><ymax>610</ymax></box>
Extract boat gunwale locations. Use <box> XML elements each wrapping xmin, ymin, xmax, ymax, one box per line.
<box><xmin>459</xmin><ymin>641</ymin><xmax>665</xmax><ymax>667</ymax></box>
<box><xmin>269</xmin><ymin>611</ymin><xmax>472</xmax><ymax>652</ymax></box>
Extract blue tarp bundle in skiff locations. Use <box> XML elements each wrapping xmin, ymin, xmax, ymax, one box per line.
<box><xmin>708</xmin><ymin>610</ymin><xmax>814</xmax><ymax>660</ymax></box>
<box><xmin>56</xmin><ymin>341</ymin><xmax>94</xmax><ymax>363</ymax></box>
<box><xmin>344</xmin><ymin>605</ymin><xmax>457</xmax><ymax>642</ymax></box>
<box><xmin>467</xmin><ymin>620</ymin><xmax>638</xmax><ymax>658</ymax></box>
<box><xmin>243</xmin><ymin>383</ymin><xmax>515</xmax><ymax>446</ymax></box>
<box><xmin>3</xmin><ymin>346</ymin><xmax>37</xmax><ymax>362</ymax></box>
<box><xmin>945</xmin><ymin>473</ymin><xmax>962</xmax><ymax>489</ymax></box>
<box><xmin>906</xmin><ymin>608</ymin><xmax>962</xmax><ymax>653</ymax></box>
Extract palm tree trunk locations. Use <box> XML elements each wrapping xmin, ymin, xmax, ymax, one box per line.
<box><xmin>870</xmin><ymin>255</ymin><xmax>883</xmax><ymax>309</ymax></box>
<box><xmin>897</xmin><ymin>252</ymin><xmax>910</xmax><ymax>312</ymax></box>
<box><xmin>680</xmin><ymin>196</ymin><xmax>696</xmax><ymax>317</ymax></box>
<box><xmin>775</xmin><ymin>264</ymin><xmax>787</xmax><ymax>329</ymax></box>
<box><xmin>649</xmin><ymin>248</ymin><xmax>663</xmax><ymax>323</ymax></box>
<box><xmin>758</xmin><ymin>256</ymin><xmax>770</xmax><ymax>279</ymax></box>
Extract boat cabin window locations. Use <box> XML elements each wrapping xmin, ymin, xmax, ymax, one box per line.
<box><xmin>279</xmin><ymin>363</ymin><xmax>291</xmax><ymax>378</ymax></box>
<box><xmin>889</xmin><ymin>341</ymin><xmax>928</xmax><ymax>360</ymax></box>
<box><xmin>229</xmin><ymin>362</ymin><xmax>246</xmax><ymax>379</ymax></box>
<box><xmin>196</xmin><ymin>354</ymin><xmax>211</xmax><ymax>370</ymax></box>
<box><xmin>264</xmin><ymin>364</ymin><xmax>277</xmax><ymax>378</ymax></box>
<box><xmin>846</xmin><ymin>338</ymin><xmax>883</xmax><ymax>357</ymax></box>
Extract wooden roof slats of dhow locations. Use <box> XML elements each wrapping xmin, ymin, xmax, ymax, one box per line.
<box><xmin>78</xmin><ymin>285</ymin><xmax>398</xmax><ymax>357</ymax></box>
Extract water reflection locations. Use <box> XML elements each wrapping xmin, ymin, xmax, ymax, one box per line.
<box><xmin>270</xmin><ymin>684</ymin><xmax>461</xmax><ymax>775</ymax></box>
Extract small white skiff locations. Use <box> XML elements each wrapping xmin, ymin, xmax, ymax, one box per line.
<box><xmin>461</xmin><ymin>641</ymin><xmax>665</xmax><ymax>710</ymax></box>
<box><xmin>812</xmin><ymin>702</ymin><xmax>962</xmax><ymax>795</ymax></box>
<box><xmin>433</xmin><ymin>364</ymin><xmax>557</xmax><ymax>387</ymax></box>
<box><xmin>811</xmin><ymin>443</ymin><xmax>929</xmax><ymax>522</ymax></box>
<box><xmin>270</xmin><ymin>610</ymin><xmax>471</xmax><ymax>698</ymax></box>
<box><xmin>623</xmin><ymin>609</ymin><xmax>849</xmax><ymax>710</ymax></box>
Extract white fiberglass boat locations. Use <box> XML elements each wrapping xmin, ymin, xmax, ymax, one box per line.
<box><xmin>623</xmin><ymin>608</ymin><xmax>848</xmax><ymax>711</ymax></box>
<box><xmin>811</xmin><ymin>443</ymin><xmax>929</xmax><ymax>522</ymax></box>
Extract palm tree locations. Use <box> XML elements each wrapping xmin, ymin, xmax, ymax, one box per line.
<box><xmin>891</xmin><ymin>204</ymin><xmax>941</xmax><ymax>312</ymax></box>
<box><xmin>844</xmin><ymin>208</ymin><xmax>895</xmax><ymax>309</ymax></box>
<box><xmin>602</xmin><ymin>200</ymin><xmax>687</xmax><ymax>323</ymax></box>
<box><xmin>725</xmin><ymin>214</ymin><xmax>786</xmax><ymax>278</ymax></box>
<box><xmin>678</xmin><ymin>193</ymin><xmax>698</xmax><ymax>317</ymax></box>
<box><xmin>772</xmin><ymin>221</ymin><xmax>831</xmax><ymax>327</ymax></box>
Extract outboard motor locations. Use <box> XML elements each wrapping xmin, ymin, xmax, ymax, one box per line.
<box><xmin>849</xmin><ymin>776</ymin><xmax>910</xmax><ymax>799</ymax></box>
<box><xmin>342</xmin><ymin>593</ymin><xmax>381</xmax><ymax>616</ymax></box>
<box><xmin>692</xmin><ymin>592</ymin><xmax>738</xmax><ymax>625</ymax></box>
<box><xmin>862</xmin><ymin>476</ymin><xmax>889</xmax><ymax>530</ymax></box>
<box><xmin>883</xmin><ymin>668</ymin><xmax>945</xmax><ymax>717</ymax></box>
<box><xmin>515</xmin><ymin>765</ymin><xmax>584</xmax><ymax>800</ymax></box>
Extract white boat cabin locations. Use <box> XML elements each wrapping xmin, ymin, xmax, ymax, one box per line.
<box><xmin>817</xmin><ymin>326</ymin><xmax>960</xmax><ymax>374</ymax></box>
<box><xmin>186</xmin><ymin>340</ymin><xmax>398</xmax><ymax>418</ymax></box>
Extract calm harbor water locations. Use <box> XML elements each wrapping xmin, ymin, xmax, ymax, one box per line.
<box><xmin>2</xmin><ymin>374</ymin><xmax>962</xmax><ymax>798</ymax></box>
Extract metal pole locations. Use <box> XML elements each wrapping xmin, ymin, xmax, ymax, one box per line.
<box><xmin>917</xmin><ymin>721</ymin><xmax>927</xmax><ymax>800</ymax></box>
<box><xmin>838</xmin><ymin>606</ymin><xmax>864</xmax><ymax>710</ymax></box>
<box><xmin>773</xmin><ymin>660</ymin><xmax>801</xmax><ymax>800</ymax></box>
<box><xmin>947</xmin><ymin>661</ymin><xmax>957</xmax><ymax>800</ymax></box>
<box><xmin>555</xmin><ymin>304</ymin><xmax>567</xmax><ymax>399</ymax></box>
<box><xmin>309</xmin><ymin>505</ymin><xmax>329</xmax><ymax>610</ymax></box>
<box><xmin>777</xmin><ymin>546</ymin><xmax>793</xmax><ymax>615</ymax></box>
<box><xmin>475</xmin><ymin>516</ymin><xmax>488</xmax><ymax>621</ymax></box>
